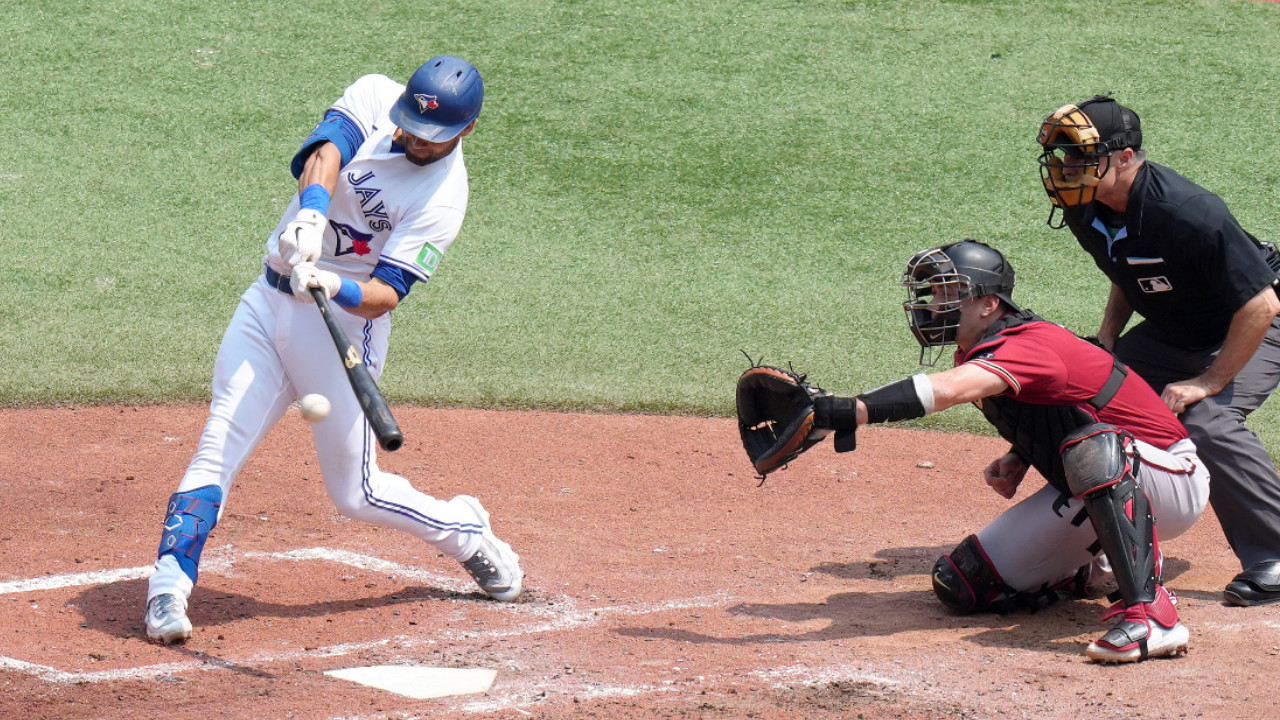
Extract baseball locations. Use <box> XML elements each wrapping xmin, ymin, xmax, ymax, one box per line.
<box><xmin>298</xmin><ymin>394</ymin><xmax>331</xmax><ymax>423</ymax></box>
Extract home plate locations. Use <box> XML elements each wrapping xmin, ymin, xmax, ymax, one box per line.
<box><xmin>324</xmin><ymin>666</ymin><xmax>497</xmax><ymax>699</ymax></box>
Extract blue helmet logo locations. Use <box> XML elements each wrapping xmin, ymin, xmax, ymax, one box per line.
<box><xmin>390</xmin><ymin>56</ymin><xmax>483</xmax><ymax>143</ymax></box>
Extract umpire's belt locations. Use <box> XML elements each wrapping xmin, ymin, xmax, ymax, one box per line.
<box><xmin>263</xmin><ymin>266</ymin><xmax>294</xmax><ymax>295</ymax></box>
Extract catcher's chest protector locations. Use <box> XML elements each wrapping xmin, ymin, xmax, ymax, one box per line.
<box><xmin>978</xmin><ymin>397</ymin><xmax>1095</xmax><ymax>494</ymax></box>
<box><xmin>970</xmin><ymin>311</ymin><xmax>1095</xmax><ymax>494</ymax></box>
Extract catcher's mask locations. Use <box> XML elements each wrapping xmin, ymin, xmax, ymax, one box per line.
<box><xmin>1036</xmin><ymin>94</ymin><xmax>1141</xmax><ymax>227</ymax></box>
<box><xmin>902</xmin><ymin>240</ymin><xmax>1019</xmax><ymax>366</ymax></box>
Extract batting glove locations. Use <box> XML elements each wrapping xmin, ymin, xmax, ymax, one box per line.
<box><xmin>277</xmin><ymin>209</ymin><xmax>326</xmax><ymax>269</ymax></box>
<box><xmin>289</xmin><ymin>263</ymin><xmax>343</xmax><ymax>304</ymax></box>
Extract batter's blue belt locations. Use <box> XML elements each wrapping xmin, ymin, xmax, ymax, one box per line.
<box><xmin>263</xmin><ymin>266</ymin><xmax>294</xmax><ymax>295</ymax></box>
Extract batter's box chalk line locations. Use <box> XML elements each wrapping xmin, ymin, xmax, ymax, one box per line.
<box><xmin>0</xmin><ymin>546</ymin><xmax>729</xmax><ymax>687</ymax></box>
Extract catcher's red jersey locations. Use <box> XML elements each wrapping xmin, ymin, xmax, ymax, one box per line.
<box><xmin>957</xmin><ymin>319</ymin><xmax>1189</xmax><ymax>450</ymax></box>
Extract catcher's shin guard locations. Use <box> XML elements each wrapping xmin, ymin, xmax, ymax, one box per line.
<box><xmin>157</xmin><ymin>485</ymin><xmax>223</xmax><ymax>585</ymax></box>
<box><xmin>932</xmin><ymin>535</ymin><xmax>1011</xmax><ymax>614</ymax></box>
<box><xmin>1059</xmin><ymin>424</ymin><xmax>1156</xmax><ymax>605</ymax></box>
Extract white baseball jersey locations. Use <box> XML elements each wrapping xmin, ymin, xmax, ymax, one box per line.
<box><xmin>264</xmin><ymin>73</ymin><xmax>468</xmax><ymax>288</ymax></box>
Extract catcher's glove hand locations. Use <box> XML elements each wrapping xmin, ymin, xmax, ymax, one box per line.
<box><xmin>735</xmin><ymin>363</ymin><xmax>833</xmax><ymax>477</ymax></box>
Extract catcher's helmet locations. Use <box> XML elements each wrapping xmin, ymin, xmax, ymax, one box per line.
<box><xmin>902</xmin><ymin>240</ymin><xmax>1019</xmax><ymax>366</ymax></box>
<box><xmin>389</xmin><ymin>56</ymin><xmax>483</xmax><ymax>143</ymax></box>
<box><xmin>1036</xmin><ymin>94</ymin><xmax>1141</xmax><ymax>226</ymax></box>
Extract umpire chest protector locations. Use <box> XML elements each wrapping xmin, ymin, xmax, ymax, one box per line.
<box><xmin>968</xmin><ymin>311</ymin><xmax>1128</xmax><ymax>494</ymax></box>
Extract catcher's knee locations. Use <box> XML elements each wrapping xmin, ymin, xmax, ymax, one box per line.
<box><xmin>1059</xmin><ymin>423</ymin><xmax>1136</xmax><ymax>499</ymax></box>
<box><xmin>931</xmin><ymin>535</ymin><xmax>1007</xmax><ymax>614</ymax></box>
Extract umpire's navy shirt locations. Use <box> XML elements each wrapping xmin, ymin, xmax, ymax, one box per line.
<box><xmin>1063</xmin><ymin>161</ymin><xmax>1277</xmax><ymax>350</ymax></box>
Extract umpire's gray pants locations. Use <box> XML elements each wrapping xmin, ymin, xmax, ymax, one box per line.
<box><xmin>1116</xmin><ymin>317</ymin><xmax>1280</xmax><ymax>569</ymax></box>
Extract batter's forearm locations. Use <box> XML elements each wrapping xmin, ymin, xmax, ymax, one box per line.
<box><xmin>297</xmin><ymin>142</ymin><xmax>342</xmax><ymax>195</ymax></box>
<box><xmin>344</xmin><ymin>277</ymin><xmax>401</xmax><ymax>320</ymax></box>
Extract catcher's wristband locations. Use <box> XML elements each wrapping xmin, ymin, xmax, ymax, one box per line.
<box><xmin>813</xmin><ymin>395</ymin><xmax>858</xmax><ymax>430</ymax></box>
<box><xmin>812</xmin><ymin>396</ymin><xmax>858</xmax><ymax>453</ymax></box>
<box><xmin>857</xmin><ymin>374</ymin><xmax>934</xmax><ymax>424</ymax></box>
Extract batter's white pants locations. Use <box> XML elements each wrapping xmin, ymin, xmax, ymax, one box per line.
<box><xmin>148</xmin><ymin>277</ymin><xmax>487</xmax><ymax>602</ymax></box>
<box><xmin>976</xmin><ymin>438</ymin><xmax>1210</xmax><ymax>592</ymax></box>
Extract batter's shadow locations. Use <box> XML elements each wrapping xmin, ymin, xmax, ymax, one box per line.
<box><xmin>613</xmin><ymin>546</ymin><xmax>1194</xmax><ymax>659</ymax></box>
<box><xmin>71</xmin><ymin>577</ymin><xmax>489</xmax><ymax>642</ymax></box>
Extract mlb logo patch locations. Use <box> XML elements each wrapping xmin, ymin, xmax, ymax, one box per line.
<box><xmin>1138</xmin><ymin>276</ymin><xmax>1173</xmax><ymax>293</ymax></box>
<box><xmin>414</xmin><ymin>93</ymin><xmax>439</xmax><ymax>112</ymax></box>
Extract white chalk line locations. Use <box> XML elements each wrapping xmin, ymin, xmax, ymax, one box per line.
<box><xmin>1</xmin><ymin>595</ymin><xmax>724</xmax><ymax>685</ymax></box>
<box><xmin>0</xmin><ymin>565</ymin><xmax>152</xmax><ymax>595</ymax></box>
<box><xmin>0</xmin><ymin>546</ymin><xmax>467</xmax><ymax>598</ymax></box>
<box><xmin>0</xmin><ymin>546</ymin><xmax>727</xmax><ymax>686</ymax></box>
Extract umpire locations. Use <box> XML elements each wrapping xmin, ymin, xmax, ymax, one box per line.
<box><xmin>1036</xmin><ymin>94</ymin><xmax>1280</xmax><ymax>606</ymax></box>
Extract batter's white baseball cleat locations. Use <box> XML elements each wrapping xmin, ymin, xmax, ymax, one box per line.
<box><xmin>145</xmin><ymin>593</ymin><xmax>193</xmax><ymax>644</ymax></box>
<box><xmin>455</xmin><ymin>495</ymin><xmax>524</xmax><ymax>602</ymax></box>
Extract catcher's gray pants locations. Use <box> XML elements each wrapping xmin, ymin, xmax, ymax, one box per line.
<box><xmin>977</xmin><ymin>438</ymin><xmax>1207</xmax><ymax>592</ymax></box>
<box><xmin>1116</xmin><ymin>317</ymin><xmax>1280</xmax><ymax>569</ymax></box>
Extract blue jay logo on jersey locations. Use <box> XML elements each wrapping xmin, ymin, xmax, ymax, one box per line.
<box><xmin>330</xmin><ymin>220</ymin><xmax>374</xmax><ymax>256</ymax></box>
<box><xmin>415</xmin><ymin>93</ymin><xmax>439</xmax><ymax>112</ymax></box>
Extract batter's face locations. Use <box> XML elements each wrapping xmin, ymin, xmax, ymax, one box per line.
<box><xmin>394</xmin><ymin>121</ymin><xmax>476</xmax><ymax>166</ymax></box>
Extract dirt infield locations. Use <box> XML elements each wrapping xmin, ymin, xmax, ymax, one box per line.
<box><xmin>2</xmin><ymin>406</ymin><xmax>1278</xmax><ymax>720</ymax></box>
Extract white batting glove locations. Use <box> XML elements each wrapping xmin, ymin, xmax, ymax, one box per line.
<box><xmin>289</xmin><ymin>263</ymin><xmax>343</xmax><ymax>304</ymax></box>
<box><xmin>277</xmin><ymin>209</ymin><xmax>326</xmax><ymax>269</ymax></box>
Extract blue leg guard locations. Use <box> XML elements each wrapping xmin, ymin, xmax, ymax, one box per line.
<box><xmin>158</xmin><ymin>485</ymin><xmax>223</xmax><ymax>585</ymax></box>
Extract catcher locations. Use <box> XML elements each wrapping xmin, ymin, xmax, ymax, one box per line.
<box><xmin>736</xmin><ymin>240</ymin><xmax>1209</xmax><ymax>663</ymax></box>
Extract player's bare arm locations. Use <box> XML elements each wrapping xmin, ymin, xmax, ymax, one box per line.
<box><xmin>276</xmin><ymin>143</ymin><xmax>342</xmax><ymax>270</ymax></box>
<box><xmin>923</xmin><ymin>363</ymin><xmax>1011</xmax><ymax>412</ymax></box>
<box><xmin>344</xmin><ymin>277</ymin><xmax>400</xmax><ymax>319</ymax></box>
<box><xmin>1162</xmin><ymin>286</ymin><xmax>1280</xmax><ymax>412</ymax></box>
<box><xmin>296</xmin><ymin>141</ymin><xmax>341</xmax><ymax>195</ymax></box>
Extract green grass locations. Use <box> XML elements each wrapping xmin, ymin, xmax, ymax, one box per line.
<box><xmin>4</xmin><ymin>0</ymin><xmax>1280</xmax><ymax>446</ymax></box>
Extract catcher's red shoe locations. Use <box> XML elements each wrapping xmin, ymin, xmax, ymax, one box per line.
<box><xmin>1086</xmin><ymin>585</ymin><xmax>1188</xmax><ymax>663</ymax></box>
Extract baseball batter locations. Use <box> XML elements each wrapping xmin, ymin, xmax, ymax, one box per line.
<box><xmin>808</xmin><ymin>241</ymin><xmax>1209</xmax><ymax>662</ymax></box>
<box><xmin>144</xmin><ymin>56</ymin><xmax>523</xmax><ymax>645</ymax></box>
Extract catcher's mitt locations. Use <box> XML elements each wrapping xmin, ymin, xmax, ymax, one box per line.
<box><xmin>736</xmin><ymin>364</ymin><xmax>832</xmax><ymax>477</ymax></box>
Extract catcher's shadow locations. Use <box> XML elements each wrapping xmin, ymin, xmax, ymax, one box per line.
<box><xmin>615</xmin><ymin>588</ymin><xmax>1103</xmax><ymax>658</ymax></box>
<box><xmin>613</xmin><ymin>548</ymin><xmax>1195</xmax><ymax>658</ymax></box>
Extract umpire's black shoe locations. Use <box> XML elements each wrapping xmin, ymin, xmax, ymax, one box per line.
<box><xmin>1224</xmin><ymin>560</ymin><xmax>1280</xmax><ymax>606</ymax></box>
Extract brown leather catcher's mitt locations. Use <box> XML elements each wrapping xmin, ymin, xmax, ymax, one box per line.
<box><xmin>735</xmin><ymin>364</ymin><xmax>832</xmax><ymax>477</ymax></box>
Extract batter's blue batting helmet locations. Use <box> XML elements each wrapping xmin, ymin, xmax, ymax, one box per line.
<box><xmin>389</xmin><ymin>56</ymin><xmax>484</xmax><ymax>143</ymax></box>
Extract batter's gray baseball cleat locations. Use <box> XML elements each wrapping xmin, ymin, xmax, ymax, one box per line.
<box><xmin>145</xmin><ymin>593</ymin><xmax>193</xmax><ymax>644</ymax></box>
<box><xmin>455</xmin><ymin>496</ymin><xmax>523</xmax><ymax>602</ymax></box>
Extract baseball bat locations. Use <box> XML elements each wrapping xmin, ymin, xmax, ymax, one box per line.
<box><xmin>310</xmin><ymin>288</ymin><xmax>404</xmax><ymax>452</ymax></box>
